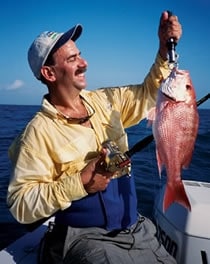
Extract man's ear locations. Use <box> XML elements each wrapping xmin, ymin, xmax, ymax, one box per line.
<box><xmin>40</xmin><ymin>66</ymin><xmax>56</xmax><ymax>81</ymax></box>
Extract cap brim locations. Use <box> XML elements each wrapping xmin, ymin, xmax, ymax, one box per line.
<box><xmin>54</xmin><ymin>24</ymin><xmax>82</xmax><ymax>51</ymax></box>
<box><xmin>43</xmin><ymin>24</ymin><xmax>82</xmax><ymax>66</ymax></box>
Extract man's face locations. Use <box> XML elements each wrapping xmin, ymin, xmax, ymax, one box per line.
<box><xmin>51</xmin><ymin>39</ymin><xmax>88</xmax><ymax>92</ymax></box>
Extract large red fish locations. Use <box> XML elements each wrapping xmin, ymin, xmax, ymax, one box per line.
<box><xmin>152</xmin><ymin>67</ymin><xmax>199</xmax><ymax>212</ymax></box>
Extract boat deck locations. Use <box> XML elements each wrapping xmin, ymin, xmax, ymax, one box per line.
<box><xmin>0</xmin><ymin>218</ymin><xmax>53</xmax><ymax>263</ymax></box>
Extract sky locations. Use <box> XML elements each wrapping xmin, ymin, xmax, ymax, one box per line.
<box><xmin>1</xmin><ymin>0</ymin><xmax>210</xmax><ymax>108</ymax></box>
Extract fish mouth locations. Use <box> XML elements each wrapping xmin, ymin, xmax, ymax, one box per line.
<box><xmin>161</xmin><ymin>89</ymin><xmax>181</xmax><ymax>102</ymax></box>
<box><xmin>162</xmin><ymin>91</ymin><xmax>176</xmax><ymax>101</ymax></box>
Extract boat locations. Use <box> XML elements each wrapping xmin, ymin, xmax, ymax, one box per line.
<box><xmin>154</xmin><ymin>180</ymin><xmax>210</xmax><ymax>264</ymax></box>
<box><xmin>0</xmin><ymin>217</ymin><xmax>54</xmax><ymax>263</ymax></box>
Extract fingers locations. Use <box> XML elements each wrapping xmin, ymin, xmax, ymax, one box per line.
<box><xmin>159</xmin><ymin>11</ymin><xmax>169</xmax><ymax>25</ymax></box>
<box><xmin>159</xmin><ymin>10</ymin><xmax>182</xmax><ymax>42</ymax></box>
<box><xmin>158</xmin><ymin>11</ymin><xmax>182</xmax><ymax>59</ymax></box>
<box><xmin>80</xmin><ymin>156</ymin><xmax>101</xmax><ymax>185</ymax></box>
<box><xmin>84</xmin><ymin>174</ymin><xmax>111</xmax><ymax>193</ymax></box>
<box><xmin>95</xmin><ymin>151</ymin><xmax>107</xmax><ymax>171</ymax></box>
<box><xmin>81</xmin><ymin>154</ymin><xmax>113</xmax><ymax>193</ymax></box>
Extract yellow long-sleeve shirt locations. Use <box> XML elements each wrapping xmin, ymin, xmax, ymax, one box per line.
<box><xmin>7</xmin><ymin>54</ymin><xmax>170</xmax><ymax>224</ymax></box>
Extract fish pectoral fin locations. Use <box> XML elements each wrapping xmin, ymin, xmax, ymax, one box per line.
<box><xmin>146</xmin><ymin>107</ymin><xmax>156</xmax><ymax>127</ymax></box>
<box><xmin>156</xmin><ymin>150</ymin><xmax>163</xmax><ymax>178</ymax></box>
<box><xmin>163</xmin><ymin>181</ymin><xmax>191</xmax><ymax>212</ymax></box>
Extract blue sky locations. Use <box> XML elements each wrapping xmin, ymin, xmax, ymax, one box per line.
<box><xmin>1</xmin><ymin>0</ymin><xmax>210</xmax><ymax>108</ymax></box>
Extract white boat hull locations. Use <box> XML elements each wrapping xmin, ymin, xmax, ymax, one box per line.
<box><xmin>154</xmin><ymin>180</ymin><xmax>210</xmax><ymax>264</ymax></box>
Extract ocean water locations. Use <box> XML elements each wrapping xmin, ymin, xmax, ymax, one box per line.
<box><xmin>0</xmin><ymin>105</ymin><xmax>209</xmax><ymax>250</ymax></box>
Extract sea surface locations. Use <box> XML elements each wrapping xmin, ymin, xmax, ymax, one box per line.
<box><xmin>0</xmin><ymin>105</ymin><xmax>209</xmax><ymax>250</ymax></box>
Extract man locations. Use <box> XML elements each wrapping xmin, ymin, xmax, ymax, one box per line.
<box><xmin>7</xmin><ymin>11</ymin><xmax>182</xmax><ymax>263</ymax></box>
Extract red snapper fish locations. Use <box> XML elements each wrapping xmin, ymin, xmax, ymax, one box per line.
<box><xmin>151</xmin><ymin>67</ymin><xmax>199</xmax><ymax>212</ymax></box>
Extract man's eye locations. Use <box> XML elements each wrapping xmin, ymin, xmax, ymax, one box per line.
<box><xmin>67</xmin><ymin>53</ymin><xmax>81</xmax><ymax>62</ymax></box>
<box><xmin>68</xmin><ymin>56</ymin><xmax>77</xmax><ymax>62</ymax></box>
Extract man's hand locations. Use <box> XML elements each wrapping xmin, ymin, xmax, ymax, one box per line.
<box><xmin>80</xmin><ymin>153</ymin><xmax>113</xmax><ymax>193</ymax></box>
<box><xmin>158</xmin><ymin>11</ymin><xmax>182</xmax><ymax>60</ymax></box>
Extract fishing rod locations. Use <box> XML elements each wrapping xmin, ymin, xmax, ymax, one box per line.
<box><xmin>196</xmin><ymin>93</ymin><xmax>210</xmax><ymax>107</ymax></box>
<box><xmin>125</xmin><ymin>93</ymin><xmax>210</xmax><ymax>158</ymax></box>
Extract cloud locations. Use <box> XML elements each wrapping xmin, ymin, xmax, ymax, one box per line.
<box><xmin>6</xmin><ymin>80</ymin><xmax>24</xmax><ymax>90</ymax></box>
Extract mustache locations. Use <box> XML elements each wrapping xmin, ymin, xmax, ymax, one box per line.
<box><xmin>75</xmin><ymin>67</ymin><xmax>87</xmax><ymax>75</ymax></box>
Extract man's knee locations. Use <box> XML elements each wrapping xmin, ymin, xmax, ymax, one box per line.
<box><xmin>64</xmin><ymin>239</ymin><xmax>112</xmax><ymax>264</ymax></box>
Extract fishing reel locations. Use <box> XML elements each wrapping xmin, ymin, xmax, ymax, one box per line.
<box><xmin>101</xmin><ymin>140</ymin><xmax>131</xmax><ymax>178</ymax></box>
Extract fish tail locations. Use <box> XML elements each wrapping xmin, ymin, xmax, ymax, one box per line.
<box><xmin>163</xmin><ymin>181</ymin><xmax>191</xmax><ymax>212</ymax></box>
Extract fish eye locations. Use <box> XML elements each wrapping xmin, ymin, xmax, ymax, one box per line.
<box><xmin>186</xmin><ymin>85</ymin><xmax>191</xmax><ymax>90</ymax></box>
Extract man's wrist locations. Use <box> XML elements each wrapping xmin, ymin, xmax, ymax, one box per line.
<box><xmin>158</xmin><ymin>46</ymin><xmax>168</xmax><ymax>61</ymax></box>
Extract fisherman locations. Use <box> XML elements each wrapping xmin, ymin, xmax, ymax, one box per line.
<box><xmin>7</xmin><ymin>11</ymin><xmax>182</xmax><ymax>263</ymax></box>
